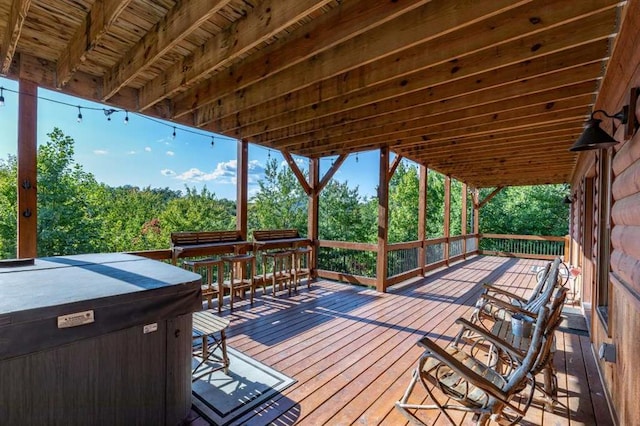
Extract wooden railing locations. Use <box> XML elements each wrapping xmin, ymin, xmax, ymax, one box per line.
<box><xmin>479</xmin><ymin>233</ymin><xmax>568</xmax><ymax>260</ymax></box>
<box><xmin>316</xmin><ymin>240</ymin><xmax>377</xmax><ymax>286</ymax></box>
<box><xmin>129</xmin><ymin>233</ymin><xmax>567</xmax><ymax>291</ymax></box>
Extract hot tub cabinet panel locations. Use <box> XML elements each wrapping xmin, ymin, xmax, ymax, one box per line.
<box><xmin>0</xmin><ymin>253</ymin><xmax>202</xmax><ymax>426</ymax></box>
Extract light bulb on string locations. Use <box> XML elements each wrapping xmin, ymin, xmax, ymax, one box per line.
<box><xmin>210</xmin><ymin>136</ymin><xmax>215</xmax><ymax>148</ymax></box>
<box><xmin>0</xmin><ymin>87</ymin><xmax>5</xmax><ymax>107</ymax></box>
<box><xmin>124</xmin><ymin>111</ymin><xmax>129</xmax><ymax>124</ymax></box>
<box><xmin>267</xmin><ymin>149</ymin><xmax>271</xmax><ymax>161</ymax></box>
<box><xmin>76</xmin><ymin>106</ymin><xmax>83</xmax><ymax>123</ymax></box>
<box><xmin>355</xmin><ymin>152</ymin><xmax>359</xmax><ymax>163</ymax></box>
<box><xmin>172</xmin><ymin>126</ymin><xmax>176</xmax><ymax>140</ymax></box>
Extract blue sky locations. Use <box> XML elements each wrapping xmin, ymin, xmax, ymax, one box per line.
<box><xmin>0</xmin><ymin>77</ymin><xmax>380</xmax><ymax>201</ymax></box>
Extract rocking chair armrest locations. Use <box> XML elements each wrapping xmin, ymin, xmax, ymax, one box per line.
<box><xmin>454</xmin><ymin>318</ymin><xmax>524</xmax><ymax>360</ymax></box>
<box><xmin>417</xmin><ymin>337</ymin><xmax>510</xmax><ymax>404</ymax></box>
<box><xmin>479</xmin><ymin>295</ymin><xmax>539</xmax><ymax>319</ymax></box>
<box><xmin>481</xmin><ymin>284</ymin><xmax>527</xmax><ymax>303</ymax></box>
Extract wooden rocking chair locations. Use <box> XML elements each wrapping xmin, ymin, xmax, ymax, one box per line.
<box><xmin>396</xmin><ymin>305</ymin><xmax>549</xmax><ymax>426</ymax></box>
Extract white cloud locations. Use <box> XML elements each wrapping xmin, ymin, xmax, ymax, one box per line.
<box><xmin>93</xmin><ymin>150</ymin><xmax>108</xmax><ymax>155</ymax></box>
<box><xmin>127</xmin><ymin>150</ymin><xmax>136</xmax><ymax>155</ymax></box>
<box><xmin>161</xmin><ymin>169</ymin><xmax>176</xmax><ymax>176</ymax></box>
<box><xmin>144</xmin><ymin>146</ymin><xmax>152</xmax><ymax>152</ymax></box>
<box><xmin>174</xmin><ymin>160</ymin><xmax>266</xmax><ymax>185</ymax></box>
<box><xmin>166</xmin><ymin>150</ymin><xmax>175</xmax><ymax>156</ymax></box>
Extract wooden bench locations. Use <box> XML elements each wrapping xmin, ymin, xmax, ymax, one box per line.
<box><xmin>170</xmin><ymin>230</ymin><xmax>250</xmax><ymax>264</ymax></box>
<box><xmin>252</xmin><ymin>229</ymin><xmax>310</xmax><ymax>251</ymax></box>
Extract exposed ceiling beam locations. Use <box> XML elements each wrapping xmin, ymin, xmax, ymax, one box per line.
<box><xmin>102</xmin><ymin>0</ymin><xmax>233</xmax><ymax>99</ymax></box>
<box><xmin>195</xmin><ymin>0</ymin><xmax>617</xmax><ymax>130</ymax></box>
<box><xmin>408</xmin><ymin>136</ymin><xmax>579</xmax><ymax>158</ymax></box>
<box><xmin>137</xmin><ymin>0</ymin><xmax>340</xmax><ymax>110</ymax></box>
<box><xmin>283</xmin><ymin>97</ymin><xmax>592</xmax><ymax>156</ymax></box>
<box><xmin>56</xmin><ymin>0</ymin><xmax>133</xmax><ymax>87</ymax></box>
<box><xmin>1</xmin><ymin>0</ymin><xmax>32</xmax><ymax>74</ymax></box>
<box><xmin>227</xmin><ymin>51</ymin><xmax>606</xmax><ymax>140</ymax></box>
<box><xmin>265</xmin><ymin>80</ymin><xmax>597</xmax><ymax>148</ymax></box>
<box><xmin>192</xmin><ymin>0</ymin><xmax>536</xmax><ymax>126</ymax></box>
<box><xmin>169</xmin><ymin>0</ymin><xmax>453</xmax><ymax>118</ymax></box>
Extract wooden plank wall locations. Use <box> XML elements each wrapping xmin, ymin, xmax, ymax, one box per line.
<box><xmin>571</xmin><ymin>2</ymin><xmax>640</xmax><ymax>424</ymax></box>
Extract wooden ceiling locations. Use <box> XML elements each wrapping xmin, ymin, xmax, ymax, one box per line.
<box><xmin>0</xmin><ymin>0</ymin><xmax>626</xmax><ymax>187</ymax></box>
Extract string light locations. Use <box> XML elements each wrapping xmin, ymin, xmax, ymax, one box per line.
<box><xmin>0</xmin><ymin>85</ymin><xmax>235</xmax><ymax>146</ymax></box>
<box><xmin>355</xmin><ymin>152</ymin><xmax>359</xmax><ymax>163</ymax></box>
<box><xmin>267</xmin><ymin>149</ymin><xmax>271</xmax><ymax>161</ymax></box>
<box><xmin>210</xmin><ymin>136</ymin><xmax>215</xmax><ymax>147</ymax></box>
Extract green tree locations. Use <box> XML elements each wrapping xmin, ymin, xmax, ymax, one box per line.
<box><xmin>426</xmin><ymin>170</ymin><xmax>445</xmax><ymax>238</ymax></box>
<box><xmin>249</xmin><ymin>158</ymin><xmax>307</xmax><ymax>234</ymax></box>
<box><xmin>0</xmin><ymin>156</ymin><xmax>17</xmax><ymax>258</ymax></box>
<box><xmin>320</xmin><ymin>180</ymin><xmax>374</xmax><ymax>242</ymax></box>
<box><xmin>479</xmin><ymin>184</ymin><xmax>569</xmax><ymax>236</ymax></box>
<box><xmin>388</xmin><ymin>161</ymin><xmax>419</xmax><ymax>243</ymax></box>
<box><xmin>37</xmin><ymin>128</ymin><xmax>105</xmax><ymax>256</ymax></box>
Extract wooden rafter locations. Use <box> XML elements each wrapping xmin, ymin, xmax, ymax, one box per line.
<box><xmin>269</xmin><ymin>80</ymin><xmax>598</xmax><ymax>150</ymax></box>
<box><xmin>56</xmin><ymin>0</ymin><xmax>133</xmax><ymax>87</ymax></box>
<box><xmin>198</xmin><ymin>1</ymin><xmax>616</xmax><ymax>131</ymax></box>
<box><xmin>102</xmin><ymin>0</ymin><xmax>232</xmax><ymax>99</ymax></box>
<box><xmin>1</xmin><ymin>0</ymin><xmax>31</xmax><ymax>74</ymax></box>
<box><xmin>194</xmin><ymin>0</ymin><xmax>533</xmax><ymax>127</ymax></box>
<box><xmin>137</xmin><ymin>0</ymin><xmax>337</xmax><ymax>110</ymax></box>
<box><xmin>172</xmin><ymin>0</ymin><xmax>434</xmax><ymax>118</ymax></box>
<box><xmin>318</xmin><ymin>154</ymin><xmax>347</xmax><ymax>193</ymax></box>
<box><xmin>282</xmin><ymin>150</ymin><xmax>311</xmax><ymax>195</ymax></box>
<box><xmin>234</xmin><ymin>55</ymin><xmax>604</xmax><ymax>141</ymax></box>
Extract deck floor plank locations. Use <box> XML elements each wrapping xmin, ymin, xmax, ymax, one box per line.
<box><xmin>194</xmin><ymin>256</ymin><xmax>612</xmax><ymax>426</ymax></box>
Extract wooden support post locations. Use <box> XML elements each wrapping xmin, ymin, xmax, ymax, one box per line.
<box><xmin>17</xmin><ymin>79</ymin><xmax>37</xmax><ymax>258</ymax></box>
<box><xmin>376</xmin><ymin>147</ymin><xmax>389</xmax><ymax>292</ymax></box>
<box><xmin>473</xmin><ymin>189</ymin><xmax>480</xmax><ymax>250</ymax></box>
<box><xmin>308</xmin><ymin>158</ymin><xmax>320</xmax><ymax>278</ymax></box>
<box><xmin>443</xmin><ymin>176</ymin><xmax>451</xmax><ymax>265</ymax></box>
<box><xmin>418</xmin><ymin>165</ymin><xmax>427</xmax><ymax>274</ymax></box>
<box><xmin>236</xmin><ymin>139</ymin><xmax>248</xmax><ymax>241</ymax></box>
<box><xmin>461</xmin><ymin>183</ymin><xmax>467</xmax><ymax>258</ymax></box>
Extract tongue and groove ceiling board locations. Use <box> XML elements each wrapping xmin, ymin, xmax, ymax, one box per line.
<box><xmin>0</xmin><ymin>0</ymin><xmax>628</xmax><ymax>187</ymax></box>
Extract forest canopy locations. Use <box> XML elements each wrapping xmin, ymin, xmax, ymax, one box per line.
<box><xmin>0</xmin><ymin>129</ymin><xmax>569</xmax><ymax>259</ymax></box>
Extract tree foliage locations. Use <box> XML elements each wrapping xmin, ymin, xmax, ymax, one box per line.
<box><xmin>0</xmin><ymin>129</ymin><xmax>570</xmax><ymax>259</ymax></box>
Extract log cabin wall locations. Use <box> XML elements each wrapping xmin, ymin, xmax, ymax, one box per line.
<box><xmin>570</xmin><ymin>2</ymin><xmax>640</xmax><ymax>421</ymax></box>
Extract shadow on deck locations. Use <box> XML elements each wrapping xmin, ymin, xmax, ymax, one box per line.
<box><xmin>190</xmin><ymin>255</ymin><xmax>613</xmax><ymax>425</ymax></box>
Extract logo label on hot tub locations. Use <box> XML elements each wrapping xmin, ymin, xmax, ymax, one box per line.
<box><xmin>57</xmin><ymin>310</ymin><xmax>95</xmax><ymax>328</ymax></box>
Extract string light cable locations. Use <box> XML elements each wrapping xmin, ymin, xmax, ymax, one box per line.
<box><xmin>0</xmin><ymin>85</ymin><xmax>236</xmax><ymax>146</ymax></box>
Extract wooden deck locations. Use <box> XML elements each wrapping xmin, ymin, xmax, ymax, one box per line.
<box><xmin>189</xmin><ymin>256</ymin><xmax>613</xmax><ymax>425</ymax></box>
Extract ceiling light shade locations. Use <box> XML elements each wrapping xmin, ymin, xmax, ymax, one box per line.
<box><xmin>569</xmin><ymin>106</ymin><xmax>629</xmax><ymax>152</ymax></box>
<box><xmin>563</xmin><ymin>195</ymin><xmax>573</xmax><ymax>204</ymax></box>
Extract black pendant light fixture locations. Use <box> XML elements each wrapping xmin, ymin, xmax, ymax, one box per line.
<box><xmin>569</xmin><ymin>106</ymin><xmax>628</xmax><ymax>152</ymax></box>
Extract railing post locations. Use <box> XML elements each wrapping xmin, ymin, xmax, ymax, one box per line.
<box><xmin>443</xmin><ymin>176</ymin><xmax>451</xmax><ymax>266</ymax></box>
<box><xmin>461</xmin><ymin>183</ymin><xmax>467</xmax><ymax>259</ymax></box>
<box><xmin>418</xmin><ymin>165</ymin><xmax>427</xmax><ymax>275</ymax></box>
<box><xmin>236</xmin><ymin>139</ymin><xmax>248</xmax><ymax>241</ymax></box>
<box><xmin>473</xmin><ymin>189</ymin><xmax>480</xmax><ymax>254</ymax></box>
<box><xmin>308</xmin><ymin>158</ymin><xmax>320</xmax><ymax>278</ymax></box>
<box><xmin>564</xmin><ymin>234</ymin><xmax>570</xmax><ymax>262</ymax></box>
<box><xmin>376</xmin><ymin>147</ymin><xmax>389</xmax><ymax>292</ymax></box>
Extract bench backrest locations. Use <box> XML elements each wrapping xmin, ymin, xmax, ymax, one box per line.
<box><xmin>252</xmin><ymin>229</ymin><xmax>300</xmax><ymax>241</ymax></box>
<box><xmin>171</xmin><ymin>230</ymin><xmax>243</xmax><ymax>247</ymax></box>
